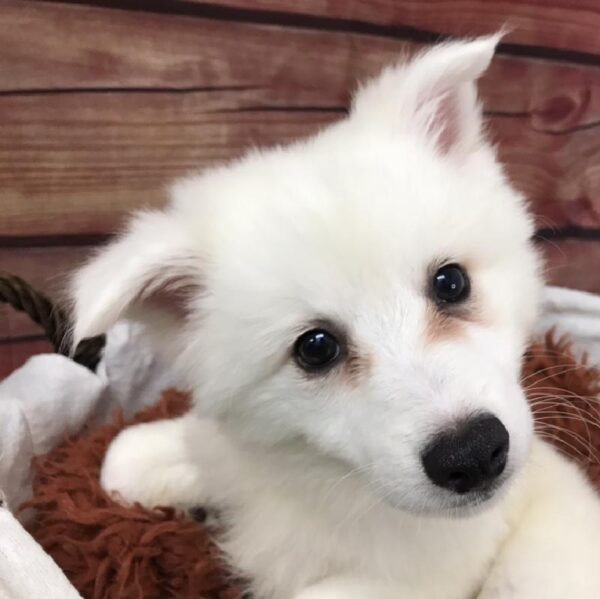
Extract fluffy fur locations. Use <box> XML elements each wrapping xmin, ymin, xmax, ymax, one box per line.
<box><xmin>72</xmin><ymin>36</ymin><xmax>600</xmax><ymax>598</ymax></box>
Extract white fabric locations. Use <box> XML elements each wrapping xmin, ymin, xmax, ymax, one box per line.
<box><xmin>0</xmin><ymin>321</ymin><xmax>177</xmax><ymax>597</ymax></box>
<box><xmin>0</xmin><ymin>322</ymin><xmax>177</xmax><ymax>513</ymax></box>
<box><xmin>96</xmin><ymin>321</ymin><xmax>177</xmax><ymax>422</ymax></box>
<box><xmin>1</xmin><ymin>355</ymin><xmax>106</xmax><ymax>456</ymax></box>
<box><xmin>536</xmin><ymin>286</ymin><xmax>600</xmax><ymax>365</ymax></box>
<box><xmin>0</xmin><ymin>494</ymin><xmax>81</xmax><ymax>599</ymax></box>
<box><xmin>0</xmin><ymin>355</ymin><xmax>106</xmax><ymax>514</ymax></box>
<box><xmin>0</xmin><ymin>286</ymin><xmax>597</xmax><ymax>596</ymax></box>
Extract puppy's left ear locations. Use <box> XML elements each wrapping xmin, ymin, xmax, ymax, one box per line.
<box><xmin>352</xmin><ymin>34</ymin><xmax>501</xmax><ymax>158</ymax></box>
<box><xmin>71</xmin><ymin>210</ymin><xmax>202</xmax><ymax>346</ymax></box>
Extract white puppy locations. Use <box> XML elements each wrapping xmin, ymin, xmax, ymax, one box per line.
<box><xmin>72</xmin><ymin>36</ymin><xmax>600</xmax><ymax>598</ymax></box>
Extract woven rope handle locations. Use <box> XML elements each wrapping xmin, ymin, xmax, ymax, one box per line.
<box><xmin>0</xmin><ymin>272</ymin><xmax>105</xmax><ymax>371</ymax></box>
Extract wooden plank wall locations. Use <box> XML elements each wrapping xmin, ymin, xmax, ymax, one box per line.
<box><xmin>1</xmin><ymin>0</ymin><xmax>599</xmax><ymax>378</ymax></box>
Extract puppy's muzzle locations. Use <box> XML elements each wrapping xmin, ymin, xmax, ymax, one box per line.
<box><xmin>421</xmin><ymin>414</ymin><xmax>509</xmax><ymax>495</ymax></box>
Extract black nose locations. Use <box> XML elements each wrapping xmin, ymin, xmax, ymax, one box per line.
<box><xmin>421</xmin><ymin>415</ymin><xmax>509</xmax><ymax>494</ymax></box>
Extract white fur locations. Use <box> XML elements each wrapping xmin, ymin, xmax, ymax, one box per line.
<box><xmin>75</xmin><ymin>36</ymin><xmax>600</xmax><ymax>598</ymax></box>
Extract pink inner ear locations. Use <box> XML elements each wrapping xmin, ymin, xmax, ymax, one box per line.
<box><xmin>139</xmin><ymin>273</ymin><xmax>203</xmax><ymax>321</ymax></box>
<box><xmin>427</xmin><ymin>91</ymin><xmax>461</xmax><ymax>155</ymax></box>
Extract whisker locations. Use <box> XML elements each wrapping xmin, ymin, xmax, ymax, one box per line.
<box><xmin>535</xmin><ymin>425</ymin><xmax>598</xmax><ymax>464</ymax></box>
<box><xmin>522</xmin><ymin>364</ymin><xmax>591</xmax><ymax>388</ymax></box>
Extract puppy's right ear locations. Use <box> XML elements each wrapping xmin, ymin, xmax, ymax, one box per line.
<box><xmin>71</xmin><ymin>210</ymin><xmax>202</xmax><ymax>346</ymax></box>
<box><xmin>351</xmin><ymin>34</ymin><xmax>501</xmax><ymax>158</ymax></box>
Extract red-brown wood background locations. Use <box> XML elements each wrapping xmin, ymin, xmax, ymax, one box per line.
<box><xmin>1</xmin><ymin>0</ymin><xmax>599</xmax><ymax>378</ymax></box>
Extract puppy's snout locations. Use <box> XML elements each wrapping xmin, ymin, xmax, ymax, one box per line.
<box><xmin>421</xmin><ymin>415</ymin><xmax>509</xmax><ymax>494</ymax></box>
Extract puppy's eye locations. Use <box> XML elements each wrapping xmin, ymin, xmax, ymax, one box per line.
<box><xmin>433</xmin><ymin>264</ymin><xmax>470</xmax><ymax>303</ymax></box>
<box><xmin>294</xmin><ymin>329</ymin><xmax>341</xmax><ymax>371</ymax></box>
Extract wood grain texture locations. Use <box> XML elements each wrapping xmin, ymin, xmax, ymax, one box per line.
<box><xmin>541</xmin><ymin>239</ymin><xmax>600</xmax><ymax>294</ymax></box>
<box><xmin>192</xmin><ymin>0</ymin><xmax>600</xmax><ymax>56</ymax></box>
<box><xmin>1</xmin><ymin>91</ymin><xmax>598</xmax><ymax>237</ymax></box>
<box><xmin>1</xmin><ymin>1</ymin><xmax>599</xmax><ymax>237</ymax></box>
<box><xmin>0</xmin><ymin>246</ymin><xmax>95</xmax><ymax>341</ymax></box>
<box><xmin>3</xmin><ymin>2</ymin><xmax>599</xmax><ymax>113</ymax></box>
<box><xmin>0</xmin><ymin>92</ymin><xmax>337</xmax><ymax>236</ymax></box>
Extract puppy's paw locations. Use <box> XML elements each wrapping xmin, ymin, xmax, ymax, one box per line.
<box><xmin>101</xmin><ymin>417</ymin><xmax>209</xmax><ymax>510</ymax></box>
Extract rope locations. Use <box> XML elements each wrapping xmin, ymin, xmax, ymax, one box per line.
<box><xmin>0</xmin><ymin>272</ymin><xmax>105</xmax><ymax>371</ymax></box>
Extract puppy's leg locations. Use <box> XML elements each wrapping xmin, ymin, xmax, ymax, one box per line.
<box><xmin>477</xmin><ymin>440</ymin><xmax>600</xmax><ymax>599</ymax></box>
<box><xmin>101</xmin><ymin>414</ymin><xmax>237</xmax><ymax>510</ymax></box>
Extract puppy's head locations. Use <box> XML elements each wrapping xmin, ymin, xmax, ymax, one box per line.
<box><xmin>73</xmin><ymin>36</ymin><xmax>542</xmax><ymax>515</ymax></box>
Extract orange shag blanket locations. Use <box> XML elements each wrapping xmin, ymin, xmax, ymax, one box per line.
<box><xmin>24</xmin><ymin>334</ymin><xmax>600</xmax><ymax>599</ymax></box>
